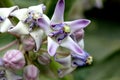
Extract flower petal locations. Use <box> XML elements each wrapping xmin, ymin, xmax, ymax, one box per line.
<box><xmin>0</xmin><ymin>6</ymin><xmax>18</xmax><ymax>18</ymax></box>
<box><xmin>61</xmin><ymin>36</ymin><xmax>86</xmax><ymax>57</ymax></box>
<box><xmin>28</xmin><ymin>4</ymin><xmax>45</xmax><ymax>14</ymax></box>
<box><xmin>48</xmin><ymin>37</ymin><xmax>59</xmax><ymax>56</ymax></box>
<box><xmin>65</xmin><ymin>19</ymin><xmax>90</xmax><ymax>34</ymax></box>
<box><xmin>71</xmin><ymin>51</ymin><xmax>92</xmax><ymax>66</ymax></box>
<box><xmin>30</xmin><ymin>29</ymin><xmax>44</xmax><ymax>52</ymax></box>
<box><xmin>37</xmin><ymin>15</ymin><xmax>51</xmax><ymax>35</ymax></box>
<box><xmin>55</xmin><ymin>54</ymin><xmax>71</xmax><ymax>67</ymax></box>
<box><xmin>8</xmin><ymin>21</ymin><xmax>29</xmax><ymax>35</ymax></box>
<box><xmin>72</xmin><ymin>58</ymin><xmax>86</xmax><ymax>67</ymax></box>
<box><xmin>58</xmin><ymin>67</ymin><xmax>76</xmax><ymax>78</ymax></box>
<box><xmin>78</xmin><ymin>39</ymin><xmax>84</xmax><ymax>49</ymax></box>
<box><xmin>10</xmin><ymin>8</ymin><xmax>28</xmax><ymax>21</ymax></box>
<box><xmin>51</xmin><ymin>0</ymin><xmax>65</xmax><ymax>24</ymax></box>
<box><xmin>0</xmin><ymin>18</ymin><xmax>12</xmax><ymax>33</ymax></box>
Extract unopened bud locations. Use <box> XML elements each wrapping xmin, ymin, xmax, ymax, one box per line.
<box><xmin>21</xmin><ymin>36</ymin><xmax>35</xmax><ymax>51</ymax></box>
<box><xmin>23</xmin><ymin>65</ymin><xmax>39</xmax><ymax>80</ymax></box>
<box><xmin>73</xmin><ymin>29</ymin><xmax>84</xmax><ymax>42</ymax></box>
<box><xmin>38</xmin><ymin>53</ymin><xmax>51</xmax><ymax>65</ymax></box>
<box><xmin>0</xmin><ymin>58</ymin><xmax>4</xmax><ymax>66</ymax></box>
<box><xmin>3</xmin><ymin>49</ymin><xmax>25</xmax><ymax>70</ymax></box>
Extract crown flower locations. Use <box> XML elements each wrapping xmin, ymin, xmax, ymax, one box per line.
<box><xmin>8</xmin><ymin>4</ymin><xmax>49</xmax><ymax>51</ymax></box>
<box><xmin>0</xmin><ymin>6</ymin><xmax>18</xmax><ymax>33</ymax></box>
<box><xmin>0</xmin><ymin>0</ymin><xmax>93</xmax><ymax>79</ymax></box>
<box><xmin>37</xmin><ymin>0</ymin><xmax>90</xmax><ymax>58</ymax></box>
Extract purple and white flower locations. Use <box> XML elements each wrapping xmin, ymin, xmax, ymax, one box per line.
<box><xmin>8</xmin><ymin>4</ymin><xmax>49</xmax><ymax>51</ymax></box>
<box><xmin>37</xmin><ymin>0</ymin><xmax>90</xmax><ymax>57</ymax></box>
<box><xmin>0</xmin><ymin>6</ymin><xmax>18</xmax><ymax>33</ymax></box>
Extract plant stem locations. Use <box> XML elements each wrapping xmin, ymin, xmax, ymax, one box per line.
<box><xmin>0</xmin><ymin>40</ymin><xmax>18</xmax><ymax>51</ymax></box>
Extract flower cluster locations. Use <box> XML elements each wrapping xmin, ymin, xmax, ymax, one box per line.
<box><xmin>0</xmin><ymin>0</ymin><xmax>93</xmax><ymax>79</ymax></box>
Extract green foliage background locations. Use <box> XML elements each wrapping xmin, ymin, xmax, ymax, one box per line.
<box><xmin>0</xmin><ymin>0</ymin><xmax>120</xmax><ymax>80</ymax></box>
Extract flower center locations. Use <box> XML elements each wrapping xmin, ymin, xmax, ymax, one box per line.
<box><xmin>63</xmin><ymin>25</ymin><xmax>70</xmax><ymax>33</ymax></box>
<box><xmin>24</xmin><ymin>11</ymin><xmax>42</xmax><ymax>31</ymax></box>
<box><xmin>49</xmin><ymin>23</ymin><xmax>71</xmax><ymax>43</ymax></box>
<box><xmin>86</xmin><ymin>56</ymin><xmax>93</xmax><ymax>65</ymax></box>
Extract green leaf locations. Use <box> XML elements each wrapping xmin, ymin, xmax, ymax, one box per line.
<box><xmin>12</xmin><ymin>0</ymin><xmax>40</xmax><ymax>8</ymax></box>
<box><xmin>0</xmin><ymin>0</ymin><xmax>14</xmax><ymax>7</ymax></box>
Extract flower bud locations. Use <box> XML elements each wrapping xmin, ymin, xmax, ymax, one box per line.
<box><xmin>3</xmin><ymin>49</ymin><xmax>25</xmax><ymax>70</ymax></box>
<box><xmin>71</xmin><ymin>51</ymin><xmax>93</xmax><ymax>67</ymax></box>
<box><xmin>0</xmin><ymin>58</ymin><xmax>4</xmax><ymax>67</ymax></box>
<box><xmin>0</xmin><ymin>69</ymin><xmax>6</xmax><ymax>78</ymax></box>
<box><xmin>73</xmin><ymin>29</ymin><xmax>84</xmax><ymax>42</ymax></box>
<box><xmin>21</xmin><ymin>36</ymin><xmax>35</xmax><ymax>51</ymax></box>
<box><xmin>23</xmin><ymin>65</ymin><xmax>39</xmax><ymax>80</ymax></box>
<box><xmin>37</xmin><ymin>53</ymin><xmax>51</xmax><ymax>65</ymax></box>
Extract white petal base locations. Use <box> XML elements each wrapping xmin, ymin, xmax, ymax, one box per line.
<box><xmin>0</xmin><ymin>19</ymin><xmax>12</xmax><ymax>33</ymax></box>
<box><xmin>8</xmin><ymin>21</ymin><xmax>29</xmax><ymax>35</ymax></box>
<box><xmin>30</xmin><ymin>29</ymin><xmax>44</xmax><ymax>52</ymax></box>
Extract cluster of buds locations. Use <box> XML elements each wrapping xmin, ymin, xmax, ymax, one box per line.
<box><xmin>0</xmin><ymin>0</ymin><xmax>93</xmax><ymax>79</ymax></box>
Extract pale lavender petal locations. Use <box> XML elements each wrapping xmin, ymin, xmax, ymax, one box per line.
<box><xmin>65</xmin><ymin>19</ymin><xmax>90</xmax><ymax>34</ymax></box>
<box><xmin>51</xmin><ymin>0</ymin><xmax>65</xmax><ymax>24</ymax></box>
<box><xmin>54</xmin><ymin>54</ymin><xmax>71</xmax><ymax>67</ymax></box>
<box><xmin>37</xmin><ymin>16</ymin><xmax>51</xmax><ymax>35</ymax></box>
<box><xmin>48</xmin><ymin>37</ymin><xmax>59</xmax><ymax>56</ymax></box>
<box><xmin>61</xmin><ymin>36</ymin><xmax>85</xmax><ymax>57</ymax></box>
<box><xmin>72</xmin><ymin>58</ymin><xmax>86</xmax><ymax>67</ymax></box>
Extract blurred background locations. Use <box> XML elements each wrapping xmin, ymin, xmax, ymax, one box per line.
<box><xmin>0</xmin><ymin>0</ymin><xmax>120</xmax><ymax>80</ymax></box>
